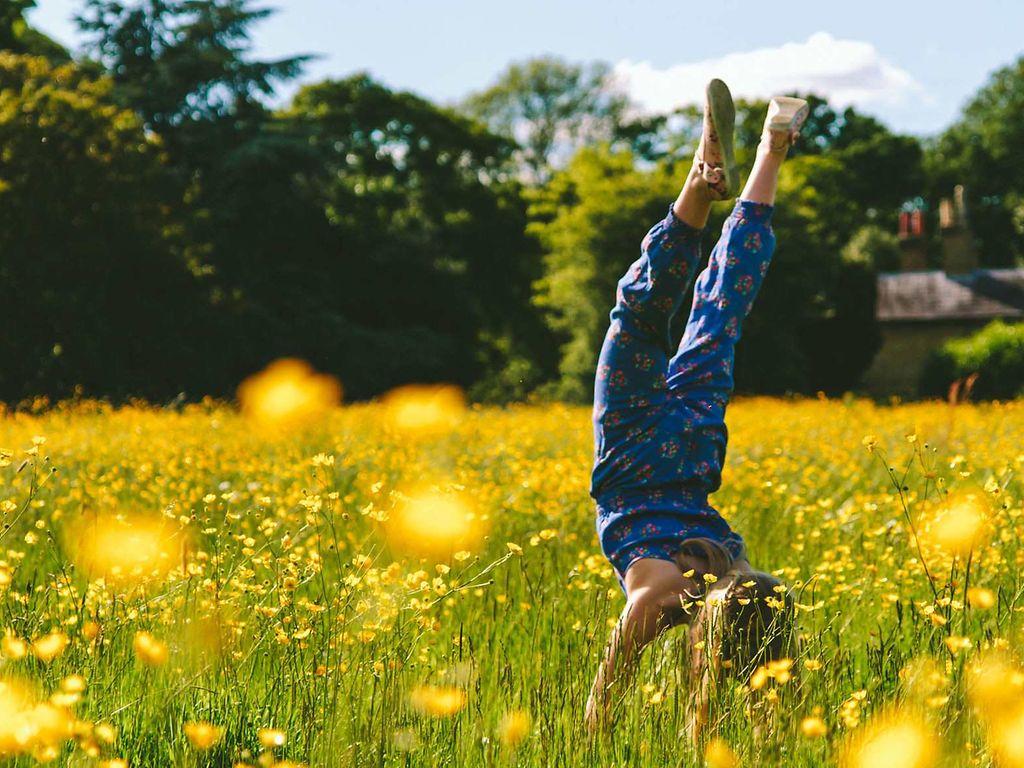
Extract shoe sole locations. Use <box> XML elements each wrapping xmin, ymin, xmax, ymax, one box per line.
<box><xmin>768</xmin><ymin>96</ymin><xmax>810</xmax><ymax>134</ymax></box>
<box><xmin>706</xmin><ymin>79</ymin><xmax>739</xmax><ymax>195</ymax></box>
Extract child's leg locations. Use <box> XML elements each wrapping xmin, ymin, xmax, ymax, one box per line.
<box><xmin>592</xmin><ymin>164</ymin><xmax>708</xmax><ymax>425</ymax></box>
<box><xmin>592</xmin><ymin>81</ymin><xmax>743</xmax><ymax>436</ymax></box>
<box><xmin>666</xmin><ymin>100</ymin><xmax>802</xmax><ymax>401</ymax></box>
<box><xmin>665</xmin><ymin>200</ymin><xmax>776</xmax><ymax>403</ymax></box>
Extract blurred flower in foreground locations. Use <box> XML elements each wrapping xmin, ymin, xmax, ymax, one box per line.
<box><xmin>237</xmin><ymin>359</ymin><xmax>342</xmax><ymax>429</ymax></box>
<box><xmin>921</xmin><ymin>491</ymin><xmax>991</xmax><ymax>558</ymax></box>
<box><xmin>381</xmin><ymin>384</ymin><xmax>466</xmax><ymax>434</ymax></box>
<box><xmin>387</xmin><ymin>490</ymin><xmax>483</xmax><ymax>558</ymax></box>
<box><xmin>30</xmin><ymin>632</ymin><xmax>68</xmax><ymax>663</ymax></box>
<box><xmin>409</xmin><ymin>685</ymin><xmax>466</xmax><ymax>717</ymax></box>
<box><xmin>184</xmin><ymin>721</ymin><xmax>224</xmax><ymax>750</ymax></box>
<box><xmin>133</xmin><ymin>631</ymin><xmax>168</xmax><ymax>666</ymax></box>
<box><xmin>968</xmin><ymin>652</ymin><xmax>1023</xmax><ymax>713</ymax></box>
<box><xmin>844</xmin><ymin>712</ymin><xmax>937</xmax><ymax>768</ymax></box>
<box><xmin>801</xmin><ymin>715</ymin><xmax>828</xmax><ymax>738</ymax></box>
<box><xmin>0</xmin><ymin>678</ymin><xmax>75</xmax><ymax>758</ymax></box>
<box><xmin>1</xmin><ymin>632</ymin><xmax>27</xmax><ymax>661</ymax></box>
<box><xmin>68</xmin><ymin>513</ymin><xmax>183</xmax><ymax>585</ymax></box>
<box><xmin>499</xmin><ymin>710</ymin><xmax>531</xmax><ymax>746</ymax></box>
<box><xmin>990</xmin><ymin>707</ymin><xmax>1024</xmax><ymax>768</ymax></box>
<box><xmin>967</xmin><ymin>587</ymin><xmax>996</xmax><ymax>610</ymax></box>
<box><xmin>258</xmin><ymin>728</ymin><xmax>287</xmax><ymax>749</ymax></box>
<box><xmin>705</xmin><ymin>738</ymin><xmax>739</xmax><ymax>768</ymax></box>
<box><xmin>969</xmin><ymin>652</ymin><xmax>1024</xmax><ymax>766</ymax></box>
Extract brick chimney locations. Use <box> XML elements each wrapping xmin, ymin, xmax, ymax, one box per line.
<box><xmin>897</xmin><ymin>207</ymin><xmax>927</xmax><ymax>271</ymax></box>
<box><xmin>940</xmin><ymin>185</ymin><xmax>977</xmax><ymax>274</ymax></box>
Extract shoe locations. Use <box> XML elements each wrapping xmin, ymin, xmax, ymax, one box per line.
<box><xmin>694</xmin><ymin>78</ymin><xmax>738</xmax><ymax>200</ymax></box>
<box><xmin>761</xmin><ymin>96</ymin><xmax>810</xmax><ymax>154</ymax></box>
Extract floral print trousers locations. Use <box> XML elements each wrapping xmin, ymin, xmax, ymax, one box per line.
<box><xmin>591</xmin><ymin>199</ymin><xmax>776</xmax><ymax>581</ymax></box>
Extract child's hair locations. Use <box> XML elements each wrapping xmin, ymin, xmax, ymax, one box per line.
<box><xmin>672</xmin><ymin>537</ymin><xmax>734</xmax><ymax>580</ymax></box>
<box><xmin>715</xmin><ymin>571</ymin><xmax>794</xmax><ymax>669</ymax></box>
<box><xmin>692</xmin><ymin>570</ymin><xmax>795</xmax><ymax>677</ymax></box>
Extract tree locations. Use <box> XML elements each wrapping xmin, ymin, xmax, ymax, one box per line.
<box><xmin>927</xmin><ymin>55</ymin><xmax>1024</xmax><ymax>265</ymax></box>
<box><xmin>843</xmin><ymin>225</ymin><xmax>902</xmax><ymax>273</ymax></box>
<box><xmin>76</xmin><ymin>0</ymin><xmax>329</xmax><ymax>395</ymax></box>
<box><xmin>77</xmin><ymin>0</ymin><xmax>309</xmax><ymax>150</ymax></box>
<box><xmin>0</xmin><ymin>0</ymin><xmax>70</xmax><ymax>61</ymax></box>
<box><xmin>283</xmin><ymin>74</ymin><xmax>554</xmax><ymax>399</ymax></box>
<box><xmin>462</xmin><ymin>57</ymin><xmax>629</xmax><ymax>181</ymax></box>
<box><xmin>0</xmin><ymin>54</ymin><xmax>205</xmax><ymax>400</ymax></box>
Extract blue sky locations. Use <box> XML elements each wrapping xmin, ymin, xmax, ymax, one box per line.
<box><xmin>29</xmin><ymin>0</ymin><xmax>1024</xmax><ymax>136</ymax></box>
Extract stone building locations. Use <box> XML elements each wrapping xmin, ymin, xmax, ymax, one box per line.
<box><xmin>862</xmin><ymin>187</ymin><xmax>1024</xmax><ymax>396</ymax></box>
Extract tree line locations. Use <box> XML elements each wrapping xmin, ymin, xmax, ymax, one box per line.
<box><xmin>1</xmin><ymin>1</ymin><xmax>1022</xmax><ymax>403</ymax></box>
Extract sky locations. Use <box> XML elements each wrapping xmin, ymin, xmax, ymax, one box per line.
<box><xmin>28</xmin><ymin>0</ymin><xmax>1024</xmax><ymax>136</ymax></box>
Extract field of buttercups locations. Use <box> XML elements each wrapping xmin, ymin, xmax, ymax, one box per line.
<box><xmin>0</xmin><ymin>361</ymin><xmax>1023</xmax><ymax>767</ymax></box>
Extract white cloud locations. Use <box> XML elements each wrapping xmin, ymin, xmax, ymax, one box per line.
<box><xmin>613</xmin><ymin>32</ymin><xmax>925</xmax><ymax>115</ymax></box>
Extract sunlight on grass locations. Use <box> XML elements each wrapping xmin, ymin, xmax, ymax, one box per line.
<box><xmin>0</xmin><ymin>395</ymin><xmax>1021</xmax><ymax>764</ymax></box>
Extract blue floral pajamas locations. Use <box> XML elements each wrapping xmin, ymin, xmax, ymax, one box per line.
<box><xmin>591</xmin><ymin>199</ymin><xmax>776</xmax><ymax>582</ymax></box>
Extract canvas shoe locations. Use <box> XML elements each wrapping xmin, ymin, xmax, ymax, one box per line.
<box><xmin>761</xmin><ymin>96</ymin><xmax>810</xmax><ymax>154</ymax></box>
<box><xmin>694</xmin><ymin>78</ymin><xmax>739</xmax><ymax>201</ymax></box>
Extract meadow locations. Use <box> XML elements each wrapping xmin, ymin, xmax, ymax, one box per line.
<box><xmin>1</xmin><ymin>368</ymin><xmax>1023</xmax><ymax>767</ymax></box>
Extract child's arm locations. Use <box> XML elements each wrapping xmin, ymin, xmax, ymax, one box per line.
<box><xmin>584</xmin><ymin>558</ymin><xmax>700</xmax><ymax>730</ymax></box>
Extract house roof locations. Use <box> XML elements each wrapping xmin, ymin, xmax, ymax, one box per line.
<box><xmin>877</xmin><ymin>269</ymin><xmax>1024</xmax><ymax>322</ymax></box>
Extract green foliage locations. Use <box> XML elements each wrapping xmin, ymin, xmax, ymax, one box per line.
<box><xmin>926</xmin><ymin>55</ymin><xmax>1024</xmax><ymax>265</ymax></box>
<box><xmin>0</xmin><ymin>0</ymin><xmax>69</xmax><ymax>60</ymax></box>
<box><xmin>78</xmin><ymin>0</ymin><xmax>310</xmax><ymax>139</ymax></box>
<box><xmin>0</xmin><ymin>53</ymin><xmax>206</xmax><ymax>399</ymax></box>
<box><xmin>764</xmin><ymin>115</ymin><xmax>920</xmax><ymax>393</ymax></box>
<box><xmin>284</xmin><ymin>74</ymin><xmax>553</xmax><ymax>399</ymax></box>
<box><xmin>843</xmin><ymin>225</ymin><xmax>902</xmax><ymax>272</ymax></box>
<box><xmin>462</xmin><ymin>57</ymin><xmax>628</xmax><ymax>181</ymax></box>
<box><xmin>921</xmin><ymin>320</ymin><xmax>1024</xmax><ymax>400</ymax></box>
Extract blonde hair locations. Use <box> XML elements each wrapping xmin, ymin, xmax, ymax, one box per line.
<box><xmin>672</xmin><ymin>537</ymin><xmax>734</xmax><ymax>580</ymax></box>
<box><xmin>694</xmin><ymin>570</ymin><xmax>795</xmax><ymax>675</ymax></box>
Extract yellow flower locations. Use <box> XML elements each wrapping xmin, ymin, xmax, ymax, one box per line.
<box><xmin>60</xmin><ymin>675</ymin><xmax>86</xmax><ymax>693</ymax></box>
<box><xmin>923</xmin><ymin>492</ymin><xmax>991</xmax><ymax>557</ymax></box>
<box><xmin>409</xmin><ymin>685</ymin><xmax>466</xmax><ymax>717</ymax></box>
<box><xmin>845</xmin><ymin>713</ymin><xmax>937</xmax><ymax>768</ymax></box>
<box><xmin>381</xmin><ymin>384</ymin><xmax>465</xmax><ymax>434</ymax></box>
<box><xmin>800</xmin><ymin>716</ymin><xmax>828</xmax><ymax>738</ymax></box>
<box><xmin>967</xmin><ymin>586</ymin><xmax>996</xmax><ymax>609</ymax></box>
<box><xmin>968</xmin><ymin>652</ymin><xmax>1024</xmax><ymax>715</ymax></box>
<box><xmin>506</xmin><ymin>542</ymin><xmax>523</xmax><ymax>555</ymax></box>
<box><xmin>237</xmin><ymin>359</ymin><xmax>342</xmax><ymax>429</ymax></box>
<box><xmin>184</xmin><ymin>721</ymin><xmax>224</xmax><ymax>750</ymax></box>
<box><xmin>1</xmin><ymin>632</ymin><xmax>27</xmax><ymax>660</ymax></box>
<box><xmin>68</xmin><ymin>513</ymin><xmax>182</xmax><ymax>584</ymax></box>
<box><xmin>82</xmin><ymin>622</ymin><xmax>101</xmax><ymax>642</ymax></box>
<box><xmin>31</xmin><ymin>631</ymin><xmax>68</xmax><ymax>663</ymax></box>
<box><xmin>989</xmin><ymin>705</ymin><xmax>1024</xmax><ymax>767</ymax></box>
<box><xmin>133</xmin><ymin>631</ymin><xmax>168</xmax><ymax>666</ymax></box>
<box><xmin>749</xmin><ymin>666</ymin><xmax>769</xmax><ymax>691</ymax></box>
<box><xmin>499</xmin><ymin>710</ymin><xmax>531</xmax><ymax>746</ymax></box>
<box><xmin>944</xmin><ymin>635</ymin><xmax>972</xmax><ymax>655</ymax></box>
<box><xmin>0</xmin><ymin>678</ymin><xmax>75</xmax><ymax>757</ymax></box>
<box><xmin>705</xmin><ymin>737</ymin><xmax>739</xmax><ymax>768</ymax></box>
<box><xmin>386</xmin><ymin>490</ymin><xmax>482</xmax><ymax>558</ymax></box>
<box><xmin>258</xmin><ymin>728</ymin><xmax>287</xmax><ymax>748</ymax></box>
